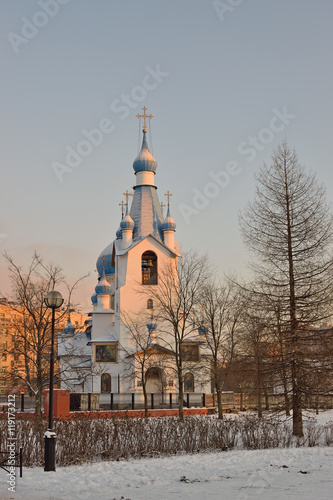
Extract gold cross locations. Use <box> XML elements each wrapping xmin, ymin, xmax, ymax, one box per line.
<box><xmin>165</xmin><ymin>191</ymin><xmax>172</xmax><ymax>207</ymax></box>
<box><xmin>136</xmin><ymin>106</ymin><xmax>153</xmax><ymax>132</ymax></box>
<box><xmin>123</xmin><ymin>190</ymin><xmax>133</xmax><ymax>205</ymax></box>
<box><xmin>119</xmin><ymin>201</ymin><xmax>126</xmax><ymax>217</ymax></box>
<box><xmin>160</xmin><ymin>202</ymin><xmax>166</xmax><ymax>214</ymax></box>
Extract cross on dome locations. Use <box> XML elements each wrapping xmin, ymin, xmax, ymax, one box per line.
<box><xmin>160</xmin><ymin>202</ymin><xmax>166</xmax><ymax>214</ymax></box>
<box><xmin>119</xmin><ymin>200</ymin><xmax>126</xmax><ymax>217</ymax></box>
<box><xmin>123</xmin><ymin>190</ymin><xmax>133</xmax><ymax>206</ymax></box>
<box><xmin>165</xmin><ymin>191</ymin><xmax>172</xmax><ymax>207</ymax></box>
<box><xmin>136</xmin><ymin>106</ymin><xmax>153</xmax><ymax>133</ymax></box>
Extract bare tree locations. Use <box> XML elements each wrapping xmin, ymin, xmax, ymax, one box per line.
<box><xmin>239</xmin><ymin>141</ymin><xmax>333</xmax><ymax>436</ymax></box>
<box><xmin>144</xmin><ymin>250</ymin><xmax>211</xmax><ymax>421</ymax></box>
<box><xmin>1</xmin><ymin>252</ymin><xmax>87</xmax><ymax>415</ymax></box>
<box><xmin>201</xmin><ymin>280</ymin><xmax>242</xmax><ymax>419</ymax></box>
<box><xmin>121</xmin><ymin>312</ymin><xmax>173</xmax><ymax>417</ymax></box>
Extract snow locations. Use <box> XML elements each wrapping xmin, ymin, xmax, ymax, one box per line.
<box><xmin>1</xmin><ymin>411</ymin><xmax>333</xmax><ymax>500</ymax></box>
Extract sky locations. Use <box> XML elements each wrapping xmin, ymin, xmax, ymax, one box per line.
<box><xmin>1</xmin><ymin>0</ymin><xmax>333</xmax><ymax>311</ymax></box>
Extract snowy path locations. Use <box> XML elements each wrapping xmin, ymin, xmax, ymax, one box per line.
<box><xmin>1</xmin><ymin>446</ymin><xmax>332</xmax><ymax>500</ymax></box>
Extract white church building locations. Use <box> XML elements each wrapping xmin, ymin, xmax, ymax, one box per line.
<box><xmin>58</xmin><ymin>109</ymin><xmax>210</xmax><ymax>407</ymax></box>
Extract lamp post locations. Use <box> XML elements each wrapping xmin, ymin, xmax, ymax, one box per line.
<box><xmin>43</xmin><ymin>290</ymin><xmax>63</xmax><ymax>472</ymax></box>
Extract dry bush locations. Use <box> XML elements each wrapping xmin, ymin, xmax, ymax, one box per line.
<box><xmin>0</xmin><ymin>414</ymin><xmax>331</xmax><ymax>468</ymax></box>
<box><xmin>303</xmin><ymin>418</ymin><xmax>324</xmax><ymax>447</ymax></box>
<box><xmin>323</xmin><ymin>420</ymin><xmax>333</xmax><ymax>446</ymax></box>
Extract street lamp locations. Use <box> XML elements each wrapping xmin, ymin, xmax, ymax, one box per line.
<box><xmin>43</xmin><ymin>290</ymin><xmax>63</xmax><ymax>472</ymax></box>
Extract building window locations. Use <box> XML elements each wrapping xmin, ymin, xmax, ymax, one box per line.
<box><xmin>1</xmin><ymin>368</ymin><xmax>6</xmax><ymax>373</ymax></box>
<box><xmin>14</xmin><ymin>354</ymin><xmax>19</xmax><ymax>361</ymax></box>
<box><xmin>2</xmin><ymin>354</ymin><xmax>7</xmax><ymax>361</ymax></box>
<box><xmin>141</xmin><ymin>251</ymin><xmax>157</xmax><ymax>285</ymax></box>
<box><xmin>147</xmin><ymin>299</ymin><xmax>153</xmax><ymax>309</ymax></box>
<box><xmin>101</xmin><ymin>373</ymin><xmax>111</xmax><ymax>393</ymax></box>
<box><xmin>184</xmin><ymin>372</ymin><xmax>194</xmax><ymax>392</ymax></box>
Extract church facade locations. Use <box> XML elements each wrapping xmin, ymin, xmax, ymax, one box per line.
<box><xmin>58</xmin><ymin>110</ymin><xmax>210</xmax><ymax>406</ymax></box>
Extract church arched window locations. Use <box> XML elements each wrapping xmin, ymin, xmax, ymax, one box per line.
<box><xmin>184</xmin><ymin>372</ymin><xmax>194</xmax><ymax>392</ymax></box>
<box><xmin>101</xmin><ymin>373</ymin><xmax>111</xmax><ymax>393</ymax></box>
<box><xmin>147</xmin><ymin>299</ymin><xmax>153</xmax><ymax>309</ymax></box>
<box><xmin>142</xmin><ymin>251</ymin><xmax>157</xmax><ymax>285</ymax></box>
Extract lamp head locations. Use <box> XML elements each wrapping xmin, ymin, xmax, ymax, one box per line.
<box><xmin>44</xmin><ymin>291</ymin><xmax>64</xmax><ymax>310</ymax></box>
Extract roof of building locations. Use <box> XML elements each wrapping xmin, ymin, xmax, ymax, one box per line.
<box><xmin>57</xmin><ymin>330</ymin><xmax>91</xmax><ymax>356</ymax></box>
<box><xmin>130</xmin><ymin>185</ymin><xmax>164</xmax><ymax>242</ymax></box>
<box><xmin>114</xmin><ymin>233</ymin><xmax>181</xmax><ymax>257</ymax></box>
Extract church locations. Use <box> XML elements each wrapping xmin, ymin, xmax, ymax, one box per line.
<box><xmin>58</xmin><ymin>109</ymin><xmax>211</xmax><ymax>407</ymax></box>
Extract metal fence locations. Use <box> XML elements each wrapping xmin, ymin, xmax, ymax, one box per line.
<box><xmin>71</xmin><ymin>392</ymin><xmax>206</xmax><ymax>411</ymax></box>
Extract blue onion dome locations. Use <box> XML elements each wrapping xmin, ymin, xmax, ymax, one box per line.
<box><xmin>64</xmin><ymin>318</ymin><xmax>75</xmax><ymax>334</ymax></box>
<box><xmin>96</xmin><ymin>243</ymin><xmax>115</xmax><ymax>276</ymax></box>
<box><xmin>116</xmin><ymin>213</ymin><xmax>124</xmax><ymax>239</ymax></box>
<box><xmin>161</xmin><ymin>206</ymin><xmax>176</xmax><ymax>231</ymax></box>
<box><xmin>116</xmin><ymin>225</ymin><xmax>122</xmax><ymax>239</ymax></box>
<box><xmin>133</xmin><ymin>132</ymin><xmax>157</xmax><ymax>173</ymax></box>
<box><xmin>91</xmin><ymin>292</ymin><xmax>98</xmax><ymax>305</ymax></box>
<box><xmin>95</xmin><ymin>274</ymin><xmax>112</xmax><ymax>296</ymax></box>
<box><xmin>120</xmin><ymin>205</ymin><xmax>134</xmax><ymax>230</ymax></box>
<box><xmin>147</xmin><ymin>318</ymin><xmax>157</xmax><ymax>332</ymax></box>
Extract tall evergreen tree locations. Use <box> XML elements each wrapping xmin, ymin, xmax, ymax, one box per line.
<box><xmin>240</xmin><ymin>141</ymin><xmax>333</xmax><ymax>436</ymax></box>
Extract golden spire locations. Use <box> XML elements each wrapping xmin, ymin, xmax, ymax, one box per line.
<box><xmin>136</xmin><ymin>106</ymin><xmax>153</xmax><ymax>133</ymax></box>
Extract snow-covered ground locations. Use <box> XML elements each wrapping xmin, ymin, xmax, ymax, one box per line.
<box><xmin>1</xmin><ymin>411</ymin><xmax>332</xmax><ymax>500</ymax></box>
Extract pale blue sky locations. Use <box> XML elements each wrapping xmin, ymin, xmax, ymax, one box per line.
<box><xmin>1</xmin><ymin>0</ymin><xmax>332</xmax><ymax>310</ymax></box>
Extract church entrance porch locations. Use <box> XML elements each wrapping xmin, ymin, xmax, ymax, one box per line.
<box><xmin>145</xmin><ymin>366</ymin><xmax>164</xmax><ymax>394</ymax></box>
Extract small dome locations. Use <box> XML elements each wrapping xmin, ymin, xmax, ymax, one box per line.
<box><xmin>116</xmin><ymin>226</ymin><xmax>122</xmax><ymax>239</ymax></box>
<box><xmin>147</xmin><ymin>318</ymin><xmax>157</xmax><ymax>332</ymax></box>
<box><xmin>120</xmin><ymin>206</ymin><xmax>134</xmax><ymax>230</ymax></box>
<box><xmin>96</xmin><ymin>243</ymin><xmax>115</xmax><ymax>276</ymax></box>
<box><xmin>91</xmin><ymin>292</ymin><xmax>98</xmax><ymax>305</ymax></box>
<box><xmin>161</xmin><ymin>207</ymin><xmax>176</xmax><ymax>232</ymax></box>
<box><xmin>64</xmin><ymin>318</ymin><xmax>75</xmax><ymax>335</ymax></box>
<box><xmin>95</xmin><ymin>274</ymin><xmax>112</xmax><ymax>296</ymax></box>
<box><xmin>133</xmin><ymin>132</ymin><xmax>157</xmax><ymax>173</ymax></box>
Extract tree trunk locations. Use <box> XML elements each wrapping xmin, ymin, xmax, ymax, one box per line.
<box><xmin>178</xmin><ymin>368</ymin><xmax>184</xmax><ymax>422</ymax></box>
<box><xmin>281</xmin><ymin>364</ymin><xmax>290</xmax><ymax>416</ymax></box>
<box><xmin>142</xmin><ymin>383</ymin><xmax>148</xmax><ymax>418</ymax></box>
<box><xmin>257</xmin><ymin>363</ymin><xmax>262</xmax><ymax>419</ymax></box>
<box><xmin>216</xmin><ymin>388</ymin><xmax>223</xmax><ymax>419</ymax></box>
